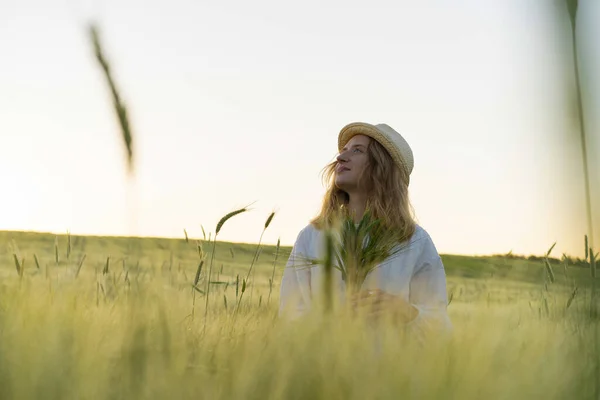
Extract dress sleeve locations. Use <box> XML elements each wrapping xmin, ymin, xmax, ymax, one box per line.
<box><xmin>278</xmin><ymin>227</ymin><xmax>310</xmax><ymax>319</ymax></box>
<box><xmin>406</xmin><ymin>243</ymin><xmax>453</xmax><ymax>342</ymax></box>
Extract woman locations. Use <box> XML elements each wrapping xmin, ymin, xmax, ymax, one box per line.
<box><xmin>279</xmin><ymin>122</ymin><xmax>452</xmax><ymax>338</ymax></box>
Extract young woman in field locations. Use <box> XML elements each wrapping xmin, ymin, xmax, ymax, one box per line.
<box><xmin>279</xmin><ymin>122</ymin><xmax>452</xmax><ymax>337</ymax></box>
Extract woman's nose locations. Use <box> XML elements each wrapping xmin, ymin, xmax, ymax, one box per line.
<box><xmin>336</xmin><ymin>152</ymin><xmax>348</xmax><ymax>163</ymax></box>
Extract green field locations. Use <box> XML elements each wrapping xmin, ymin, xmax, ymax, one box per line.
<box><xmin>0</xmin><ymin>229</ymin><xmax>598</xmax><ymax>399</ymax></box>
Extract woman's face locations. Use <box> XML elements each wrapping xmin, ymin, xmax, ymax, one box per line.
<box><xmin>335</xmin><ymin>134</ymin><xmax>371</xmax><ymax>193</ymax></box>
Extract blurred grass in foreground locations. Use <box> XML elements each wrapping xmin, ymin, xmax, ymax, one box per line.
<box><xmin>0</xmin><ymin>230</ymin><xmax>598</xmax><ymax>399</ymax></box>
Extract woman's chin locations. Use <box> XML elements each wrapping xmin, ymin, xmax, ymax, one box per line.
<box><xmin>335</xmin><ymin>179</ymin><xmax>353</xmax><ymax>191</ymax></box>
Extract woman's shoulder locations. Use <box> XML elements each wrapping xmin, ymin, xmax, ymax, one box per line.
<box><xmin>297</xmin><ymin>223</ymin><xmax>320</xmax><ymax>237</ymax></box>
<box><xmin>411</xmin><ymin>224</ymin><xmax>429</xmax><ymax>242</ymax></box>
<box><xmin>406</xmin><ymin>224</ymin><xmax>441</xmax><ymax>260</ymax></box>
<box><xmin>300</xmin><ymin>223</ymin><xmax>327</xmax><ymax>244</ymax></box>
<box><xmin>291</xmin><ymin>223</ymin><xmax>321</xmax><ymax>246</ymax></box>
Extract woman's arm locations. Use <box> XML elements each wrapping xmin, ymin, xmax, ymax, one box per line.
<box><xmin>406</xmin><ymin>255</ymin><xmax>453</xmax><ymax>338</ymax></box>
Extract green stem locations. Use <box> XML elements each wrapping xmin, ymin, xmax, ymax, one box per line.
<box><xmin>203</xmin><ymin>234</ymin><xmax>218</xmax><ymax>333</ymax></box>
<box><xmin>235</xmin><ymin>229</ymin><xmax>265</xmax><ymax>314</ymax></box>
<box><xmin>267</xmin><ymin>240</ymin><xmax>281</xmax><ymax>305</ymax></box>
<box><xmin>568</xmin><ymin>10</ymin><xmax>598</xmax><ymax>397</ymax></box>
<box><xmin>569</xmin><ymin>13</ymin><xmax>595</xmax><ymax>252</ymax></box>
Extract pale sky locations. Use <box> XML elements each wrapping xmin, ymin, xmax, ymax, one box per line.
<box><xmin>1</xmin><ymin>0</ymin><xmax>599</xmax><ymax>257</ymax></box>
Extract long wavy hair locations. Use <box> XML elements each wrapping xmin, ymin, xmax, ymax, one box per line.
<box><xmin>310</xmin><ymin>137</ymin><xmax>417</xmax><ymax>243</ymax></box>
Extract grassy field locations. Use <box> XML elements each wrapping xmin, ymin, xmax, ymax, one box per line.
<box><xmin>0</xmin><ymin>229</ymin><xmax>598</xmax><ymax>399</ymax></box>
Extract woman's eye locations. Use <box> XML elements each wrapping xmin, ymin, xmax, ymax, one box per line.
<box><xmin>353</xmin><ymin>148</ymin><xmax>362</xmax><ymax>153</ymax></box>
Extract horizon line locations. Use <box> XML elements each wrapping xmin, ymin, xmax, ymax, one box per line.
<box><xmin>0</xmin><ymin>228</ymin><xmax>581</xmax><ymax>260</ymax></box>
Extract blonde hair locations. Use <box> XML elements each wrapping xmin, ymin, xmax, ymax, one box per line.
<box><xmin>311</xmin><ymin>138</ymin><xmax>416</xmax><ymax>243</ymax></box>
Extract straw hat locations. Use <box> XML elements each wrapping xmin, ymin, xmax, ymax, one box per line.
<box><xmin>338</xmin><ymin>122</ymin><xmax>414</xmax><ymax>181</ymax></box>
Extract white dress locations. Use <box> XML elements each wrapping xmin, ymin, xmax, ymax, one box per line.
<box><xmin>278</xmin><ymin>223</ymin><xmax>453</xmax><ymax>339</ymax></box>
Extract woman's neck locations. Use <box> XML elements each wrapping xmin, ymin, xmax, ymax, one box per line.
<box><xmin>347</xmin><ymin>192</ymin><xmax>367</xmax><ymax>224</ymax></box>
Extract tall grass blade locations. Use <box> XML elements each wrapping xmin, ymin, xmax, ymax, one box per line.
<box><xmin>13</xmin><ymin>254</ymin><xmax>22</xmax><ymax>277</ymax></box>
<box><xmin>591</xmin><ymin>247</ymin><xmax>597</xmax><ymax>279</ymax></box>
<box><xmin>322</xmin><ymin>229</ymin><xmax>334</xmax><ymax>313</ymax></box>
<box><xmin>205</xmin><ymin>206</ymin><xmax>250</xmax><ymax>329</ymax></box>
<box><xmin>194</xmin><ymin>261</ymin><xmax>204</xmax><ymax>286</ymax></box>
<box><xmin>191</xmin><ymin>260</ymin><xmax>205</xmax><ymax>320</ymax></box>
<box><xmin>544</xmin><ymin>259</ymin><xmax>556</xmax><ymax>284</ymax></box>
<box><xmin>564</xmin><ymin>0</ymin><xmax>595</xmax><ymax>254</ymax></box>
<box><xmin>196</xmin><ymin>241</ymin><xmax>203</xmax><ymax>259</ymax></box>
<box><xmin>192</xmin><ymin>285</ymin><xmax>204</xmax><ymax>295</ymax></box>
<box><xmin>54</xmin><ymin>236</ymin><xmax>59</xmax><ymax>265</ymax></box>
<box><xmin>103</xmin><ymin>257</ymin><xmax>110</xmax><ymax>275</ymax></box>
<box><xmin>67</xmin><ymin>230</ymin><xmax>71</xmax><ymax>260</ymax></box>
<box><xmin>546</xmin><ymin>242</ymin><xmax>557</xmax><ymax>258</ymax></box>
<box><xmin>244</xmin><ymin>213</ymin><xmax>273</xmax><ymax>305</ymax></box>
<box><xmin>75</xmin><ymin>254</ymin><xmax>87</xmax><ymax>278</ymax></box>
<box><xmin>566</xmin><ymin>286</ymin><xmax>578</xmax><ymax>309</ymax></box>
<box><xmin>89</xmin><ymin>24</ymin><xmax>135</xmax><ymax>173</ymax></box>
<box><xmin>267</xmin><ymin>238</ymin><xmax>281</xmax><ymax>305</ymax></box>
<box><xmin>565</xmin><ymin>0</ymin><xmax>577</xmax><ymax>27</ymax></box>
<box><xmin>237</xmin><ymin>217</ymin><xmax>270</xmax><ymax>310</ymax></box>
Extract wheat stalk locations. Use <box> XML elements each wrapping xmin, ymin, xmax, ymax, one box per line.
<box><xmin>89</xmin><ymin>24</ymin><xmax>135</xmax><ymax>174</ymax></box>
<box><xmin>565</xmin><ymin>0</ymin><xmax>594</xmax><ymax>252</ymax></box>
<box><xmin>267</xmin><ymin>238</ymin><xmax>281</xmax><ymax>305</ymax></box>
<box><xmin>234</xmin><ymin>212</ymin><xmax>275</xmax><ymax>315</ymax></box>
<box><xmin>75</xmin><ymin>254</ymin><xmax>87</xmax><ymax>278</ymax></box>
<box><xmin>54</xmin><ymin>236</ymin><xmax>59</xmax><ymax>266</ymax></box>
<box><xmin>13</xmin><ymin>254</ymin><xmax>23</xmax><ymax>278</ymax></box>
<box><xmin>322</xmin><ymin>229</ymin><xmax>335</xmax><ymax>313</ymax></box>
<box><xmin>564</xmin><ymin>13</ymin><xmax>599</xmax><ymax>394</ymax></box>
<box><xmin>103</xmin><ymin>257</ymin><xmax>110</xmax><ymax>275</ymax></box>
<box><xmin>246</xmin><ymin>212</ymin><xmax>275</xmax><ymax>304</ymax></box>
<box><xmin>191</xmin><ymin>260</ymin><xmax>205</xmax><ymax>319</ymax></box>
<box><xmin>544</xmin><ymin>242</ymin><xmax>556</xmax><ymax>284</ymax></box>
<box><xmin>204</xmin><ymin>205</ymin><xmax>251</xmax><ymax>329</ymax></box>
